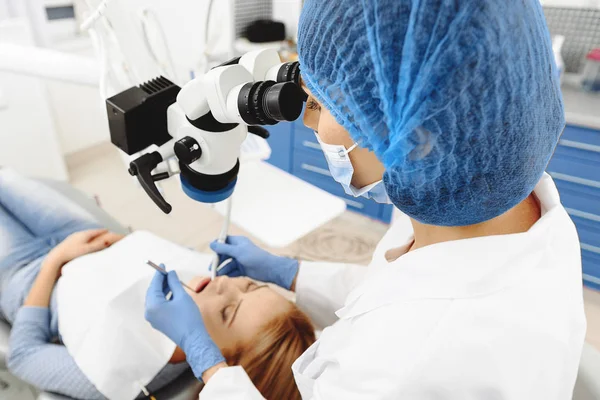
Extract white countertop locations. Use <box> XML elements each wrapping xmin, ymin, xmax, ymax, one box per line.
<box><xmin>213</xmin><ymin>161</ymin><xmax>346</xmax><ymax>248</ymax></box>
<box><xmin>562</xmin><ymin>74</ymin><xmax>600</xmax><ymax>131</ymax></box>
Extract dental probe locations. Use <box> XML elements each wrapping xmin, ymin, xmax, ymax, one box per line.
<box><xmin>146</xmin><ymin>260</ymin><xmax>196</xmax><ymax>292</ymax></box>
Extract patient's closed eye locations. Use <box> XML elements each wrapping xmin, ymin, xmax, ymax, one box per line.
<box><xmin>221</xmin><ymin>306</ymin><xmax>233</xmax><ymax>322</ymax></box>
<box><xmin>222</xmin><ymin>283</ymin><xmax>254</xmax><ymax>324</ymax></box>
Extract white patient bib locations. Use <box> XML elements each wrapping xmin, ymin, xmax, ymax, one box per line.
<box><xmin>56</xmin><ymin>231</ymin><xmax>212</xmax><ymax>400</ymax></box>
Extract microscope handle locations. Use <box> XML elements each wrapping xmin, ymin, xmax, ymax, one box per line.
<box><xmin>129</xmin><ymin>152</ymin><xmax>173</xmax><ymax>214</ymax></box>
<box><xmin>248</xmin><ymin>126</ymin><xmax>270</xmax><ymax>139</ymax></box>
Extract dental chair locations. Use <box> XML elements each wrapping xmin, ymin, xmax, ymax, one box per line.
<box><xmin>34</xmin><ymin>369</ymin><xmax>202</xmax><ymax>400</ymax></box>
<box><xmin>0</xmin><ymin>179</ymin><xmax>202</xmax><ymax>400</ymax></box>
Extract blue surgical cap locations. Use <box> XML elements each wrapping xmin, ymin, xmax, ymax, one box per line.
<box><xmin>298</xmin><ymin>0</ymin><xmax>564</xmax><ymax>226</ymax></box>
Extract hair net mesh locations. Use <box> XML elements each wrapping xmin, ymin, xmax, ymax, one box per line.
<box><xmin>298</xmin><ymin>0</ymin><xmax>565</xmax><ymax>226</ymax></box>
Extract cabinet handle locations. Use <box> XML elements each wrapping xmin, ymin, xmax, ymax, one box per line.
<box><xmin>565</xmin><ymin>207</ymin><xmax>600</xmax><ymax>223</ymax></box>
<box><xmin>302</xmin><ymin>141</ymin><xmax>322</xmax><ymax>151</ymax></box>
<box><xmin>581</xmin><ymin>243</ymin><xmax>600</xmax><ymax>255</ymax></box>
<box><xmin>549</xmin><ymin>172</ymin><xmax>600</xmax><ymax>189</ymax></box>
<box><xmin>560</xmin><ymin>139</ymin><xmax>600</xmax><ymax>154</ymax></box>
<box><xmin>583</xmin><ymin>274</ymin><xmax>600</xmax><ymax>285</ymax></box>
<box><xmin>301</xmin><ymin>163</ymin><xmax>332</xmax><ymax>177</ymax></box>
<box><xmin>343</xmin><ymin>198</ymin><xmax>365</xmax><ymax>209</ymax></box>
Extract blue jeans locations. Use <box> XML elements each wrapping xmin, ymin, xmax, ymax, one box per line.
<box><xmin>0</xmin><ymin>169</ymin><xmax>101</xmax><ymax>323</ymax></box>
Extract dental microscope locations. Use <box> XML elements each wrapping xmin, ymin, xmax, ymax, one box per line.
<box><xmin>105</xmin><ymin>49</ymin><xmax>305</xmax><ymax>213</ymax></box>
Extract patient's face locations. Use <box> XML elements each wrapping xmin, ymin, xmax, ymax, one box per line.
<box><xmin>185</xmin><ymin>276</ymin><xmax>291</xmax><ymax>352</ymax></box>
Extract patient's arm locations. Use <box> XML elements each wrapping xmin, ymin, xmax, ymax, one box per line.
<box><xmin>8</xmin><ymin>251</ymin><xmax>108</xmax><ymax>398</ymax></box>
<box><xmin>23</xmin><ymin>255</ymin><xmax>64</xmax><ymax>308</ymax></box>
<box><xmin>7</xmin><ymin>307</ymin><xmax>106</xmax><ymax>400</ymax></box>
<box><xmin>25</xmin><ymin>230</ymin><xmax>124</xmax><ymax>308</ymax></box>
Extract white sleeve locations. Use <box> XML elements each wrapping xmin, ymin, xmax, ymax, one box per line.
<box><xmin>295</xmin><ymin>261</ymin><xmax>367</xmax><ymax>328</ymax></box>
<box><xmin>200</xmin><ymin>366</ymin><xmax>265</xmax><ymax>400</ymax></box>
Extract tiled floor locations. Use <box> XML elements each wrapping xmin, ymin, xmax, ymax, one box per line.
<box><xmin>585</xmin><ymin>289</ymin><xmax>600</xmax><ymax>349</ymax></box>
<box><xmin>66</xmin><ymin>142</ymin><xmax>600</xmax><ymax>350</ymax></box>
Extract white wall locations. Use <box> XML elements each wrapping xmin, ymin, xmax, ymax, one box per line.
<box><xmin>0</xmin><ymin>70</ymin><xmax>69</xmax><ymax>180</ymax></box>
<box><xmin>0</xmin><ymin>19</ymin><xmax>68</xmax><ymax>180</ymax></box>
<box><xmin>45</xmin><ymin>39</ymin><xmax>110</xmax><ymax>155</ymax></box>
<box><xmin>541</xmin><ymin>0</ymin><xmax>600</xmax><ymax>8</ymax></box>
<box><xmin>46</xmin><ymin>79</ymin><xmax>110</xmax><ymax>155</ymax></box>
<box><xmin>273</xmin><ymin>0</ymin><xmax>302</xmax><ymax>40</ymax></box>
<box><xmin>93</xmin><ymin>0</ymin><xmax>216</xmax><ymax>87</ymax></box>
<box><xmin>5</xmin><ymin>0</ymin><xmax>25</xmax><ymax>17</ymax></box>
<box><xmin>0</xmin><ymin>0</ymin><xmax>9</xmax><ymax>20</ymax></box>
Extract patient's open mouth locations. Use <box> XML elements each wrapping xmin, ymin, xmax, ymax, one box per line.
<box><xmin>195</xmin><ymin>278</ymin><xmax>211</xmax><ymax>293</ymax></box>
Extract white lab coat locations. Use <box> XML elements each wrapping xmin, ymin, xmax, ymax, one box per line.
<box><xmin>201</xmin><ymin>174</ymin><xmax>586</xmax><ymax>399</ymax></box>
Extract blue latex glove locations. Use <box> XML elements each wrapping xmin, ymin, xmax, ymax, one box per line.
<box><xmin>209</xmin><ymin>236</ymin><xmax>299</xmax><ymax>290</ymax></box>
<box><xmin>145</xmin><ymin>269</ymin><xmax>225</xmax><ymax>381</ymax></box>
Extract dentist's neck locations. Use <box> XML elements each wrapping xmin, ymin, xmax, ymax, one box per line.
<box><xmin>409</xmin><ymin>193</ymin><xmax>541</xmax><ymax>251</ymax></box>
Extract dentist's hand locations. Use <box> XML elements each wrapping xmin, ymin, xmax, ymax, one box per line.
<box><xmin>210</xmin><ymin>236</ymin><xmax>299</xmax><ymax>291</ymax></box>
<box><xmin>145</xmin><ymin>269</ymin><xmax>225</xmax><ymax>381</ymax></box>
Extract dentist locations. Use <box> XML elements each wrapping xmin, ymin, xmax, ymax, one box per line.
<box><xmin>145</xmin><ymin>0</ymin><xmax>586</xmax><ymax>398</ymax></box>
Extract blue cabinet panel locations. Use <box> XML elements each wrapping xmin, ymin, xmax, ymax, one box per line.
<box><xmin>561</xmin><ymin>125</ymin><xmax>600</xmax><ymax>147</ymax></box>
<box><xmin>292</xmin><ymin>147</ymin><xmax>329</xmax><ymax>173</ymax></box>
<box><xmin>265</xmin><ymin>122</ymin><xmax>294</xmax><ymax>172</ymax></box>
<box><xmin>583</xmin><ymin>249</ymin><xmax>600</xmax><ymax>291</ymax></box>
<box><xmin>294</xmin><ymin>126</ymin><xmax>323</xmax><ymax>156</ymax></box>
<box><xmin>550</xmin><ymin>124</ymin><xmax>600</xmax><ymax>290</ymax></box>
<box><xmin>547</xmin><ymin>145</ymin><xmax>600</xmax><ymax>183</ymax></box>
<box><xmin>571</xmin><ymin>215</ymin><xmax>600</xmax><ymax>250</ymax></box>
<box><xmin>553</xmin><ymin>178</ymin><xmax>600</xmax><ymax>216</ymax></box>
<box><xmin>380</xmin><ymin>204</ymin><xmax>394</xmax><ymax>223</ymax></box>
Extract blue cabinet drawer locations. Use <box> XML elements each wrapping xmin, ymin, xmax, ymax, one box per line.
<box><xmin>571</xmin><ymin>215</ymin><xmax>600</xmax><ymax>249</ymax></box>
<box><xmin>292</xmin><ymin>147</ymin><xmax>330</xmax><ymax>174</ymax></box>
<box><xmin>294</xmin><ymin>125</ymin><xmax>322</xmax><ymax>155</ymax></box>
<box><xmin>265</xmin><ymin>123</ymin><xmax>294</xmax><ymax>172</ymax></box>
<box><xmin>562</xmin><ymin>125</ymin><xmax>600</xmax><ymax>147</ymax></box>
<box><xmin>292</xmin><ymin>151</ymin><xmax>381</xmax><ymax>218</ymax></box>
<box><xmin>380</xmin><ymin>204</ymin><xmax>394</xmax><ymax>223</ymax></box>
<box><xmin>582</xmin><ymin>248</ymin><xmax>600</xmax><ymax>291</ymax></box>
<box><xmin>554</xmin><ymin>178</ymin><xmax>600</xmax><ymax>216</ymax></box>
<box><xmin>547</xmin><ymin>145</ymin><xmax>600</xmax><ymax>183</ymax></box>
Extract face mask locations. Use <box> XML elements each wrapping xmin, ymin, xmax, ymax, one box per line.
<box><xmin>314</xmin><ymin>132</ymin><xmax>392</xmax><ymax>204</ymax></box>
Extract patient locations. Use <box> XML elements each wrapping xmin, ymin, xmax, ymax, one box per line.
<box><xmin>0</xmin><ymin>168</ymin><xmax>315</xmax><ymax>400</ymax></box>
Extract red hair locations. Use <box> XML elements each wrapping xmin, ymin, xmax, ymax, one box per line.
<box><xmin>223</xmin><ymin>303</ymin><xmax>316</xmax><ymax>400</ymax></box>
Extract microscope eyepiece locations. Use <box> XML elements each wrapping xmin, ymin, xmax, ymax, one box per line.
<box><xmin>263</xmin><ymin>82</ymin><xmax>305</xmax><ymax>122</ymax></box>
<box><xmin>238</xmin><ymin>80</ymin><xmax>304</xmax><ymax>126</ymax></box>
<box><xmin>276</xmin><ymin>61</ymin><xmax>302</xmax><ymax>84</ymax></box>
